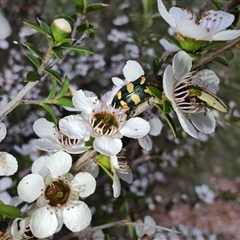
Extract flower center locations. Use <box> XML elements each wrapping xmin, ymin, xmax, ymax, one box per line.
<box><xmin>91</xmin><ymin>112</ymin><xmax>119</xmax><ymax>135</ymax></box>
<box><xmin>44</xmin><ymin>179</ymin><xmax>71</xmax><ymax>207</ymax></box>
<box><xmin>174</xmin><ymin>74</ymin><xmax>206</xmax><ymax>114</ymax></box>
<box><xmin>55</xmin><ymin>126</ymin><xmax>84</xmax><ymax>147</ymax></box>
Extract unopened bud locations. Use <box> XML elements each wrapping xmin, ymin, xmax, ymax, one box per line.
<box><xmin>50</xmin><ymin>18</ymin><xmax>72</xmax><ymax>42</ymax></box>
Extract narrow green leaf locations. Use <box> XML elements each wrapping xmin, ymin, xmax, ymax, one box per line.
<box><xmin>213</xmin><ymin>57</ymin><xmax>230</xmax><ymax>67</ymax></box>
<box><xmin>26</xmin><ymin>54</ymin><xmax>41</xmax><ymax>68</ymax></box>
<box><xmin>44</xmin><ymin>68</ymin><xmax>62</xmax><ymax>84</ymax></box>
<box><xmin>154</xmin><ymin>104</ymin><xmax>177</xmax><ymax>138</ymax></box>
<box><xmin>57</xmin><ymin>77</ymin><xmax>70</xmax><ymax>98</ymax></box>
<box><xmin>40</xmin><ymin>103</ymin><xmax>57</xmax><ymax>124</ymax></box>
<box><xmin>142</xmin><ymin>0</ymin><xmax>155</xmax><ymax>14</ymax></box>
<box><xmin>54</xmin><ymin>97</ymin><xmax>73</xmax><ymax>107</ymax></box>
<box><xmin>201</xmin><ymin>41</ymin><xmax>226</xmax><ymax>51</ymax></box>
<box><xmin>76</xmin><ymin>20</ymin><xmax>91</xmax><ymax>33</ymax></box>
<box><xmin>0</xmin><ymin>204</ymin><xmax>21</xmax><ymax>219</ymax></box>
<box><xmin>23</xmin><ymin>42</ymin><xmax>43</xmax><ymax>59</ymax></box>
<box><xmin>74</xmin><ymin>0</ymin><xmax>87</xmax><ymax>14</ymax></box>
<box><xmin>51</xmin><ymin>49</ymin><xmax>64</xmax><ymax>59</ymax></box>
<box><xmin>85</xmin><ymin>3</ymin><xmax>108</xmax><ymax>13</ymax></box>
<box><xmin>24</xmin><ymin>71</ymin><xmax>40</xmax><ymax>82</ymax></box>
<box><xmin>23</xmin><ymin>21</ymin><xmax>48</xmax><ymax>35</ymax></box>
<box><xmin>147</xmin><ymin>86</ymin><xmax>162</xmax><ymax>100</ymax></box>
<box><xmin>150</xmin><ymin>57</ymin><xmax>160</xmax><ymax>73</ymax></box>
<box><xmin>163</xmin><ymin>99</ymin><xmax>172</xmax><ymax>114</ymax></box>
<box><xmin>38</xmin><ymin>19</ymin><xmax>51</xmax><ymax>34</ymax></box>
<box><xmin>224</xmin><ymin>50</ymin><xmax>234</xmax><ymax>61</ymax></box>
<box><xmin>55</xmin><ymin>38</ymin><xmax>72</xmax><ymax>46</ymax></box>
<box><xmin>60</xmin><ymin>44</ymin><xmax>93</xmax><ymax>55</ymax></box>
<box><xmin>47</xmin><ymin>79</ymin><xmax>58</xmax><ymax>100</ymax></box>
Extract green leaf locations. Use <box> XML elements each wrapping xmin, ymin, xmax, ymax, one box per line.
<box><xmin>0</xmin><ymin>204</ymin><xmax>21</xmax><ymax>219</ymax></box>
<box><xmin>57</xmin><ymin>77</ymin><xmax>70</xmax><ymax>98</ymax></box>
<box><xmin>200</xmin><ymin>41</ymin><xmax>226</xmax><ymax>51</ymax></box>
<box><xmin>224</xmin><ymin>50</ymin><xmax>234</xmax><ymax>61</ymax></box>
<box><xmin>74</xmin><ymin>0</ymin><xmax>87</xmax><ymax>14</ymax></box>
<box><xmin>163</xmin><ymin>99</ymin><xmax>172</xmax><ymax>114</ymax></box>
<box><xmin>23</xmin><ymin>42</ymin><xmax>43</xmax><ymax>59</ymax></box>
<box><xmin>54</xmin><ymin>38</ymin><xmax>72</xmax><ymax>46</ymax></box>
<box><xmin>47</xmin><ymin>79</ymin><xmax>58</xmax><ymax>100</ymax></box>
<box><xmin>213</xmin><ymin>57</ymin><xmax>230</xmax><ymax>67</ymax></box>
<box><xmin>24</xmin><ymin>71</ymin><xmax>40</xmax><ymax>82</ymax></box>
<box><xmin>150</xmin><ymin>57</ymin><xmax>160</xmax><ymax>73</ymax></box>
<box><xmin>148</xmin><ymin>85</ymin><xmax>162</xmax><ymax>100</ymax></box>
<box><xmin>38</xmin><ymin>19</ymin><xmax>51</xmax><ymax>34</ymax></box>
<box><xmin>51</xmin><ymin>49</ymin><xmax>64</xmax><ymax>59</ymax></box>
<box><xmin>85</xmin><ymin>3</ymin><xmax>108</xmax><ymax>13</ymax></box>
<box><xmin>154</xmin><ymin>104</ymin><xmax>177</xmax><ymax>138</ymax></box>
<box><xmin>54</xmin><ymin>97</ymin><xmax>73</xmax><ymax>107</ymax></box>
<box><xmin>23</xmin><ymin>21</ymin><xmax>48</xmax><ymax>36</ymax></box>
<box><xmin>40</xmin><ymin>103</ymin><xmax>57</xmax><ymax>124</ymax></box>
<box><xmin>142</xmin><ymin>0</ymin><xmax>155</xmax><ymax>14</ymax></box>
<box><xmin>44</xmin><ymin>68</ymin><xmax>62</xmax><ymax>84</ymax></box>
<box><xmin>26</xmin><ymin>54</ymin><xmax>41</xmax><ymax>68</ymax></box>
<box><xmin>60</xmin><ymin>44</ymin><xmax>93</xmax><ymax>55</ymax></box>
<box><xmin>76</xmin><ymin>20</ymin><xmax>94</xmax><ymax>33</ymax></box>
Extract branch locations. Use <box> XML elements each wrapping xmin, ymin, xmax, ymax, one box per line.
<box><xmin>192</xmin><ymin>36</ymin><xmax>240</xmax><ymax>70</ymax></box>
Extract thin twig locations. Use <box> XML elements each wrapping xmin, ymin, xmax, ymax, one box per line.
<box><xmin>59</xmin><ymin>219</ymin><xmax>180</xmax><ymax>240</ymax></box>
<box><xmin>192</xmin><ymin>36</ymin><xmax>240</xmax><ymax>70</ymax></box>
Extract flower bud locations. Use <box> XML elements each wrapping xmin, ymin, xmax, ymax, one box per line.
<box><xmin>50</xmin><ymin>18</ymin><xmax>72</xmax><ymax>42</ymax></box>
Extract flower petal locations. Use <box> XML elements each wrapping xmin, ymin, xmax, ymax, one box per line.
<box><xmin>120</xmin><ymin>117</ymin><xmax>150</xmax><ymax>139</ymax></box>
<box><xmin>0</xmin><ymin>122</ymin><xmax>7</xmax><ymax>142</ymax></box>
<box><xmin>72</xmin><ymin>172</ymin><xmax>96</xmax><ymax>198</ymax></box>
<box><xmin>32</xmin><ymin>139</ymin><xmax>62</xmax><ymax>152</ymax></box>
<box><xmin>163</xmin><ymin>65</ymin><xmax>175</xmax><ymax>103</ymax></box>
<box><xmin>169</xmin><ymin>6</ymin><xmax>195</xmax><ymax>23</ymax></box>
<box><xmin>122</xmin><ymin>60</ymin><xmax>144</xmax><ymax>81</ymax></box>
<box><xmin>148</xmin><ymin>117</ymin><xmax>162</xmax><ymax>136</ymax></box>
<box><xmin>191</xmin><ymin>69</ymin><xmax>219</xmax><ymax>94</ymax></box>
<box><xmin>177</xmin><ymin>19</ymin><xmax>209</xmax><ymax>40</ymax></box>
<box><xmin>157</xmin><ymin>0</ymin><xmax>176</xmax><ymax>28</ymax></box>
<box><xmin>112</xmin><ymin>77</ymin><xmax>124</xmax><ymax>86</ymax></box>
<box><xmin>66</xmin><ymin>145</ymin><xmax>89</xmax><ymax>154</ymax></box>
<box><xmin>17</xmin><ymin>174</ymin><xmax>44</xmax><ymax>202</ymax></box>
<box><xmin>176</xmin><ymin>109</ymin><xmax>198</xmax><ymax>139</ymax></box>
<box><xmin>33</xmin><ymin>118</ymin><xmax>56</xmax><ymax>141</ymax></box>
<box><xmin>0</xmin><ymin>11</ymin><xmax>11</xmax><ymax>39</ymax></box>
<box><xmin>31</xmin><ymin>156</ymin><xmax>50</xmax><ymax>176</ymax></box>
<box><xmin>59</xmin><ymin>115</ymin><xmax>92</xmax><ymax>140</ymax></box>
<box><xmin>212</xmin><ymin>29</ymin><xmax>240</xmax><ymax>41</ymax></box>
<box><xmin>47</xmin><ymin>151</ymin><xmax>72</xmax><ymax>178</ymax></box>
<box><xmin>190</xmin><ymin>111</ymin><xmax>216</xmax><ymax>134</ymax></box>
<box><xmin>112</xmin><ymin>172</ymin><xmax>121</xmax><ymax>198</ymax></box>
<box><xmin>138</xmin><ymin>135</ymin><xmax>152</xmax><ymax>151</ymax></box>
<box><xmin>72</xmin><ymin>90</ymin><xmax>98</xmax><ymax>114</ymax></box>
<box><xmin>159</xmin><ymin>38</ymin><xmax>179</xmax><ymax>52</ymax></box>
<box><xmin>0</xmin><ymin>152</ymin><xmax>18</xmax><ymax>176</ymax></box>
<box><xmin>173</xmin><ymin>51</ymin><xmax>192</xmax><ymax>81</ymax></box>
<box><xmin>93</xmin><ymin>136</ymin><xmax>122</xmax><ymax>156</ymax></box>
<box><xmin>63</xmin><ymin>201</ymin><xmax>91</xmax><ymax>232</ymax></box>
<box><xmin>200</xmin><ymin>11</ymin><xmax>234</xmax><ymax>34</ymax></box>
<box><xmin>30</xmin><ymin>207</ymin><xmax>58</xmax><ymax>238</ymax></box>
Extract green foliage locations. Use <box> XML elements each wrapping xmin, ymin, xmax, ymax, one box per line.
<box><xmin>0</xmin><ymin>202</ymin><xmax>21</xmax><ymax>220</ymax></box>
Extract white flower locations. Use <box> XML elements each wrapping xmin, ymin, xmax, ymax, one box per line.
<box><xmin>0</xmin><ymin>10</ymin><xmax>11</xmax><ymax>39</ymax></box>
<box><xmin>135</xmin><ymin>216</ymin><xmax>166</xmax><ymax>240</ymax></box>
<box><xmin>195</xmin><ymin>184</ymin><xmax>215</xmax><ymax>204</ymax></box>
<box><xmin>83</xmin><ymin>229</ymin><xmax>105</xmax><ymax>240</ymax></box>
<box><xmin>0</xmin><ymin>122</ymin><xmax>18</xmax><ymax>176</ymax></box>
<box><xmin>33</xmin><ymin>118</ymin><xmax>90</xmax><ymax>154</ymax></box>
<box><xmin>157</xmin><ymin>0</ymin><xmax>240</xmax><ymax>41</ymax></box>
<box><xmin>159</xmin><ymin>38</ymin><xmax>179</xmax><ymax>52</ymax></box>
<box><xmin>17</xmin><ymin>151</ymin><xmax>96</xmax><ymax>238</ymax></box>
<box><xmin>61</xmin><ymin>90</ymin><xmax>150</xmax><ymax>156</ymax></box>
<box><xmin>163</xmin><ymin>51</ymin><xmax>220</xmax><ymax>138</ymax></box>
